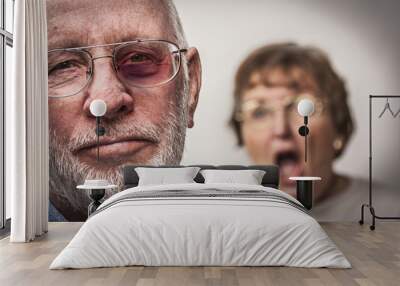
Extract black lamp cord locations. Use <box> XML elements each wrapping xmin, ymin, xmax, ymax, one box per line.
<box><xmin>305</xmin><ymin>132</ymin><xmax>307</xmax><ymax>162</ymax></box>
<box><xmin>96</xmin><ymin>117</ymin><xmax>100</xmax><ymax>163</ymax></box>
<box><xmin>304</xmin><ymin>116</ymin><xmax>308</xmax><ymax>163</ymax></box>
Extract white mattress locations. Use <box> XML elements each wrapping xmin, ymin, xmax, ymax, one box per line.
<box><xmin>50</xmin><ymin>183</ymin><xmax>351</xmax><ymax>269</ymax></box>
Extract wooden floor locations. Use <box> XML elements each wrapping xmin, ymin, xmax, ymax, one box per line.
<box><xmin>0</xmin><ymin>222</ymin><xmax>399</xmax><ymax>286</ymax></box>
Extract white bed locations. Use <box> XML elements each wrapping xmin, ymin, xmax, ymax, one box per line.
<box><xmin>50</xmin><ymin>183</ymin><xmax>351</xmax><ymax>269</ymax></box>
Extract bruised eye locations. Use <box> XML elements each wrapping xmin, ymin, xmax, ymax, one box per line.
<box><xmin>129</xmin><ymin>53</ymin><xmax>153</xmax><ymax>63</ymax></box>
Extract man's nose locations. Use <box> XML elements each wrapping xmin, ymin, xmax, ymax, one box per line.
<box><xmin>83</xmin><ymin>59</ymin><xmax>133</xmax><ymax>120</ymax></box>
<box><xmin>272</xmin><ymin>110</ymin><xmax>292</xmax><ymax>139</ymax></box>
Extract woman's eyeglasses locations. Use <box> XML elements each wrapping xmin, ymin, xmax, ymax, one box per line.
<box><xmin>236</xmin><ymin>95</ymin><xmax>326</xmax><ymax>130</ymax></box>
<box><xmin>48</xmin><ymin>39</ymin><xmax>187</xmax><ymax>98</ymax></box>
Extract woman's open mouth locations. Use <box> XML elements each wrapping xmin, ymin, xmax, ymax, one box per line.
<box><xmin>274</xmin><ymin>149</ymin><xmax>303</xmax><ymax>186</ymax></box>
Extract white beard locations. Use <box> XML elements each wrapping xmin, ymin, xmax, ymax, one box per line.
<box><xmin>49</xmin><ymin>79</ymin><xmax>189</xmax><ymax>221</ymax></box>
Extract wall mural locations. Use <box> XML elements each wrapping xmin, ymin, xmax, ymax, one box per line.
<box><xmin>47</xmin><ymin>0</ymin><xmax>400</xmax><ymax>222</ymax></box>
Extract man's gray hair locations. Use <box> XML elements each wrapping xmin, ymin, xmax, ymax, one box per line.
<box><xmin>163</xmin><ymin>0</ymin><xmax>188</xmax><ymax>48</ymax></box>
<box><xmin>163</xmin><ymin>0</ymin><xmax>189</xmax><ymax>101</ymax></box>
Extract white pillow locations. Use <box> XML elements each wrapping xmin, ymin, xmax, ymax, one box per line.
<box><xmin>136</xmin><ymin>167</ymin><xmax>200</xmax><ymax>186</ymax></box>
<box><xmin>200</xmin><ymin>169</ymin><xmax>266</xmax><ymax>185</ymax></box>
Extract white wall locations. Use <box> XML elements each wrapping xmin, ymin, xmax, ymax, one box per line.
<box><xmin>178</xmin><ymin>0</ymin><xmax>400</xmax><ymax>185</ymax></box>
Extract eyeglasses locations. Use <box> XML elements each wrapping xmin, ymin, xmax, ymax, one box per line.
<box><xmin>236</xmin><ymin>94</ymin><xmax>326</xmax><ymax>130</ymax></box>
<box><xmin>48</xmin><ymin>39</ymin><xmax>187</xmax><ymax>98</ymax></box>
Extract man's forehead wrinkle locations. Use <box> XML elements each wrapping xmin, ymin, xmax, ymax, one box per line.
<box><xmin>47</xmin><ymin>0</ymin><xmax>174</xmax><ymax>49</ymax></box>
<box><xmin>47</xmin><ymin>0</ymin><xmax>151</xmax><ymax>13</ymax></box>
<box><xmin>47</xmin><ymin>0</ymin><xmax>169</xmax><ymax>22</ymax></box>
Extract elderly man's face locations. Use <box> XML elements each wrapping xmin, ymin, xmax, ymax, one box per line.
<box><xmin>47</xmin><ymin>0</ymin><xmax>201</xmax><ymax>220</ymax></box>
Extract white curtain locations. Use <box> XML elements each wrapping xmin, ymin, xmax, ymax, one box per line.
<box><xmin>8</xmin><ymin>0</ymin><xmax>49</xmax><ymax>242</ymax></box>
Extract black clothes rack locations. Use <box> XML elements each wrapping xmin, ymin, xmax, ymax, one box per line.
<box><xmin>359</xmin><ymin>95</ymin><xmax>400</xmax><ymax>230</ymax></box>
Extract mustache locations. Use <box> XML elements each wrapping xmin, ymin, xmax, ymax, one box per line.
<box><xmin>66</xmin><ymin>119</ymin><xmax>162</xmax><ymax>153</ymax></box>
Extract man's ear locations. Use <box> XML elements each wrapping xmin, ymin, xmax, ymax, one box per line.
<box><xmin>184</xmin><ymin>47</ymin><xmax>201</xmax><ymax>128</ymax></box>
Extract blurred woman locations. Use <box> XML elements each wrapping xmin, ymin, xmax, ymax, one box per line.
<box><xmin>230</xmin><ymin>42</ymin><xmax>399</xmax><ymax>221</ymax></box>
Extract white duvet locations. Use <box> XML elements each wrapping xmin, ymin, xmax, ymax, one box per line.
<box><xmin>50</xmin><ymin>183</ymin><xmax>351</xmax><ymax>269</ymax></box>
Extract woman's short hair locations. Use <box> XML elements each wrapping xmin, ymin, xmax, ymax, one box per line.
<box><xmin>229</xmin><ymin>42</ymin><xmax>354</xmax><ymax>158</ymax></box>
